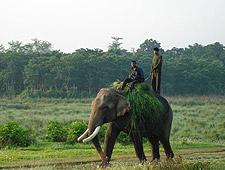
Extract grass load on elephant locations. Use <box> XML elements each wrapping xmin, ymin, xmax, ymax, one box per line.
<box><xmin>111</xmin><ymin>82</ymin><xmax>165</xmax><ymax>133</ymax></box>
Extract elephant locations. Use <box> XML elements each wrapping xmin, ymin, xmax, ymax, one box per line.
<box><xmin>78</xmin><ymin>87</ymin><xmax>174</xmax><ymax>167</ymax></box>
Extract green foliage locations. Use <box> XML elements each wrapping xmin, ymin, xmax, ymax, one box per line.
<box><xmin>0</xmin><ymin>97</ymin><xmax>224</xmax><ymax>142</ymax></box>
<box><xmin>44</xmin><ymin>121</ymin><xmax>131</xmax><ymax>144</ymax></box>
<box><xmin>0</xmin><ymin>121</ymin><xmax>36</xmax><ymax>148</ymax></box>
<box><xmin>19</xmin><ymin>89</ymin><xmax>69</xmax><ymax>99</ymax></box>
<box><xmin>112</xmin><ymin>82</ymin><xmax>164</xmax><ymax>133</ymax></box>
<box><xmin>117</xmin><ymin>131</ymin><xmax>131</xmax><ymax>144</ymax></box>
<box><xmin>127</xmin><ymin>83</ymin><xmax>164</xmax><ymax>131</ymax></box>
<box><xmin>66</xmin><ymin>121</ymin><xmax>88</xmax><ymax>144</ymax></box>
<box><xmin>98</xmin><ymin>124</ymin><xmax>109</xmax><ymax>142</ymax></box>
<box><xmin>1</xmin><ymin>39</ymin><xmax>225</xmax><ymax>97</ymax></box>
<box><xmin>111</xmin><ymin>81</ymin><xmax>131</xmax><ymax>91</ymax></box>
<box><xmin>44</xmin><ymin>120</ymin><xmax>68</xmax><ymax>142</ymax></box>
<box><xmin>19</xmin><ymin>89</ymin><xmax>35</xmax><ymax>98</ymax></box>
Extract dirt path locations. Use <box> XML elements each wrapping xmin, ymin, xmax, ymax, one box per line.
<box><xmin>1</xmin><ymin>147</ymin><xmax>225</xmax><ymax>169</ymax></box>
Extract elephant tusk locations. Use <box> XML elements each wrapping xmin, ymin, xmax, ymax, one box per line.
<box><xmin>83</xmin><ymin>126</ymin><xmax>101</xmax><ymax>143</ymax></box>
<box><xmin>77</xmin><ymin>129</ymin><xmax>89</xmax><ymax>141</ymax></box>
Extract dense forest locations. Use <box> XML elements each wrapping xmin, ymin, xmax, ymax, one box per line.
<box><xmin>0</xmin><ymin>38</ymin><xmax>224</xmax><ymax>97</ymax></box>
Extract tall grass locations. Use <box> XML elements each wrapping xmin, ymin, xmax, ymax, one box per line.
<box><xmin>0</xmin><ymin>98</ymin><xmax>92</xmax><ymax>136</ymax></box>
<box><xmin>168</xmin><ymin>96</ymin><xmax>225</xmax><ymax>142</ymax></box>
<box><xmin>0</xmin><ymin>95</ymin><xmax>224</xmax><ymax>142</ymax></box>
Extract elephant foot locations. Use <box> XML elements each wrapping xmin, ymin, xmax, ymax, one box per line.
<box><xmin>166</xmin><ymin>152</ymin><xmax>174</xmax><ymax>159</ymax></box>
<box><xmin>138</xmin><ymin>159</ymin><xmax>148</xmax><ymax>166</ymax></box>
<box><xmin>97</xmin><ymin>160</ymin><xmax>111</xmax><ymax>168</ymax></box>
<box><xmin>166</xmin><ymin>157</ymin><xmax>174</xmax><ymax>163</ymax></box>
<box><xmin>149</xmin><ymin>158</ymin><xmax>160</xmax><ymax>165</ymax></box>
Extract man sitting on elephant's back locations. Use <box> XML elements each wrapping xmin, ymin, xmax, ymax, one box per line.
<box><xmin>118</xmin><ymin>60</ymin><xmax>144</xmax><ymax>93</ymax></box>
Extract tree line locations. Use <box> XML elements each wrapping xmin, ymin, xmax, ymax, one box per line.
<box><xmin>0</xmin><ymin>37</ymin><xmax>224</xmax><ymax>97</ymax></box>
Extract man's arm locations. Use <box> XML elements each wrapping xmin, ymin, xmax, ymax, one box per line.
<box><xmin>150</xmin><ymin>57</ymin><xmax>154</xmax><ymax>74</ymax></box>
<box><xmin>152</xmin><ymin>55</ymin><xmax>162</xmax><ymax>71</ymax></box>
<box><xmin>150</xmin><ymin>65</ymin><xmax>153</xmax><ymax>74</ymax></box>
<box><xmin>129</xmin><ymin>70</ymin><xmax>131</xmax><ymax>78</ymax></box>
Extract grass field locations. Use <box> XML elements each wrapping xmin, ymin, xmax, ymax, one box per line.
<box><xmin>0</xmin><ymin>98</ymin><xmax>92</xmax><ymax>136</ymax></box>
<box><xmin>0</xmin><ymin>96</ymin><xmax>225</xmax><ymax>169</ymax></box>
<box><xmin>0</xmin><ymin>141</ymin><xmax>224</xmax><ymax>169</ymax></box>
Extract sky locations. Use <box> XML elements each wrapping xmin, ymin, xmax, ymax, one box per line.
<box><xmin>1</xmin><ymin>0</ymin><xmax>225</xmax><ymax>52</ymax></box>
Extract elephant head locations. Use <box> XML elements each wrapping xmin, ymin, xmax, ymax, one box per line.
<box><xmin>78</xmin><ymin>88</ymin><xmax>130</xmax><ymax>161</ymax></box>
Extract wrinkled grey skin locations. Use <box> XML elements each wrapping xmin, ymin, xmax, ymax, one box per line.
<box><xmin>87</xmin><ymin>88</ymin><xmax>174</xmax><ymax>168</ymax></box>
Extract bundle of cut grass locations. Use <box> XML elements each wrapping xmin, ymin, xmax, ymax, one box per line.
<box><xmin>111</xmin><ymin>81</ymin><xmax>164</xmax><ymax>133</ymax></box>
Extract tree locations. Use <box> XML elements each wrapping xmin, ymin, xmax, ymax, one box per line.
<box><xmin>7</xmin><ymin>41</ymin><xmax>24</xmax><ymax>53</ymax></box>
<box><xmin>0</xmin><ymin>53</ymin><xmax>29</xmax><ymax>94</ymax></box>
<box><xmin>24</xmin><ymin>38</ymin><xmax>53</xmax><ymax>53</ymax></box>
<box><xmin>136</xmin><ymin>39</ymin><xmax>163</xmax><ymax>56</ymax></box>
<box><xmin>0</xmin><ymin>44</ymin><xmax>5</xmax><ymax>53</ymax></box>
<box><xmin>0</xmin><ymin>38</ymin><xmax>225</xmax><ymax>97</ymax></box>
<box><xmin>24</xmin><ymin>56</ymin><xmax>52</xmax><ymax>91</ymax></box>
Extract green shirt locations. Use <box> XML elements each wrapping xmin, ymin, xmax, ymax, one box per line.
<box><xmin>151</xmin><ymin>54</ymin><xmax>162</xmax><ymax>72</ymax></box>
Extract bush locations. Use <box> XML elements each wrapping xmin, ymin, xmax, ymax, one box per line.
<box><xmin>44</xmin><ymin>120</ymin><xmax>68</xmax><ymax>142</ymax></box>
<box><xmin>98</xmin><ymin>124</ymin><xmax>109</xmax><ymax>142</ymax></box>
<box><xmin>98</xmin><ymin>124</ymin><xmax>131</xmax><ymax>143</ymax></box>
<box><xmin>0</xmin><ymin>121</ymin><xmax>36</xmax><ymax>148</ymax></box>
<box><xmin>117</xmin><ymin>131</ymin><xmax>131</xmax><ymax>144</ymax></box>
<box><xmin>44</xmin><ymin>120</ymin><xmax>131</xmax><ymax>144</ymax></box>
<box><xmin>19</xmin><ymin>89</ymin><xmax>35</xmax><ymax>99</ymax></box>
<box><xmin>67</xmin><ymin>121</ymin><xmax>88</xmax><ymax>144</ymax></box>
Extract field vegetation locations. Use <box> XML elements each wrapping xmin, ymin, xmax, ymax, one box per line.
<box><xmin>0</xmin><ymin>96</ymin><xmax>224</xmax><ymax>169</ymax></box>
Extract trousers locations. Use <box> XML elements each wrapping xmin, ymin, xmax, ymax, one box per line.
<box><xmin>121</xmin><ymin>78</ymin><xmax>142</xmax><ymax>92</ymax></box>
<box><xmin>151</xmin><ymin>71</ymin><xmax>161</xmax><ymax>94</ymax></box>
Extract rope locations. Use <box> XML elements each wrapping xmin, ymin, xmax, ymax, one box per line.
<box><xmin>145</xmin><ymin>73</ymin><xmax>151</xmax><ymax>81</ymax></box>
<box><xmin>145</xmin><ymin>74</ymin><xmax>151</xmax><ymax>80</ymax></box>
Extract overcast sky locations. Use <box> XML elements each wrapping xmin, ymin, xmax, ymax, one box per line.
<box><xmin>1</xmin><ymin>0</ymin><xmax>225</xmax><ymax>52</ymax></box>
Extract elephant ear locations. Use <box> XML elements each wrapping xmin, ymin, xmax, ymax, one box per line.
<box><xmin>116</xmin><ymin>94</ymin><xmax>130</xmax><ymax>117</ymax></box>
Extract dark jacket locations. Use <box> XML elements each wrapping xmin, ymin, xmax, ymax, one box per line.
<box><xmin>129</xmin><ymin>66</ymin><xmax>145</xmax><ymax>82</ymax></box>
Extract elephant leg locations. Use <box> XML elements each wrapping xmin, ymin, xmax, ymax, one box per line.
<box><xmin>159</xmin><ymin>137</ymin><xmax>174</xmax><ymax>159</ymax></box>
<box><xmin>104</xmin><ymin>122</ymin><xmax>121</xmax><ymax>162</ymax></box>
<box><xmin>148</xmin><ymin>136</ymin><xmax>160</xmax><ymax>161</ymax></box>
<box><xmin>130</xmin><ymin>133</ymin><xmax>147</xmax><ymax>163</ymax></box>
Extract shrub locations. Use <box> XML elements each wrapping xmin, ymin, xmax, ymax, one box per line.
<box><xmin>67</xmin><ymin>121</ymin><xmax>88</xmax><ymax>144</ymax></box>
<box><xmin>44</xmin><ymin>120</ymin><xmax>68</xmax><ymax>142</ymax></box>
<box><xmin>19</xmin><ymin>89</ymin><xmax>35</xmax><ymax>99</ymax></box>
<box><xmin>0</xmin><ymin>121</ymin><xmax>36</xmax><ymax>148</ymax></box>
<box><xmin>98</xmin><ymin>124</ymin><xmax>131</xmax><ymax>143</ymax></box>
<box><xmin>117</xmin><ymin>131</ymin><xmax>131</xmax><ymax>144</ymax></box>
<box><xmin>98</xmin><ymin>124</ymin><xmax>109</xmax><ymax>142</ymax></box>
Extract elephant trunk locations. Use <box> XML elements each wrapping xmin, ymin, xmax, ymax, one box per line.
<box><xmin>88</xmin><ymin>112</ymin><xmax>107</xmax><ymax>161</ymax></box>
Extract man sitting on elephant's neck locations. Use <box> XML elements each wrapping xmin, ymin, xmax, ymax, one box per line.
<box><xmin>118</xmin><ymin>60</ymin><xmax>145</xmax><ymax>94</ymax></box>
